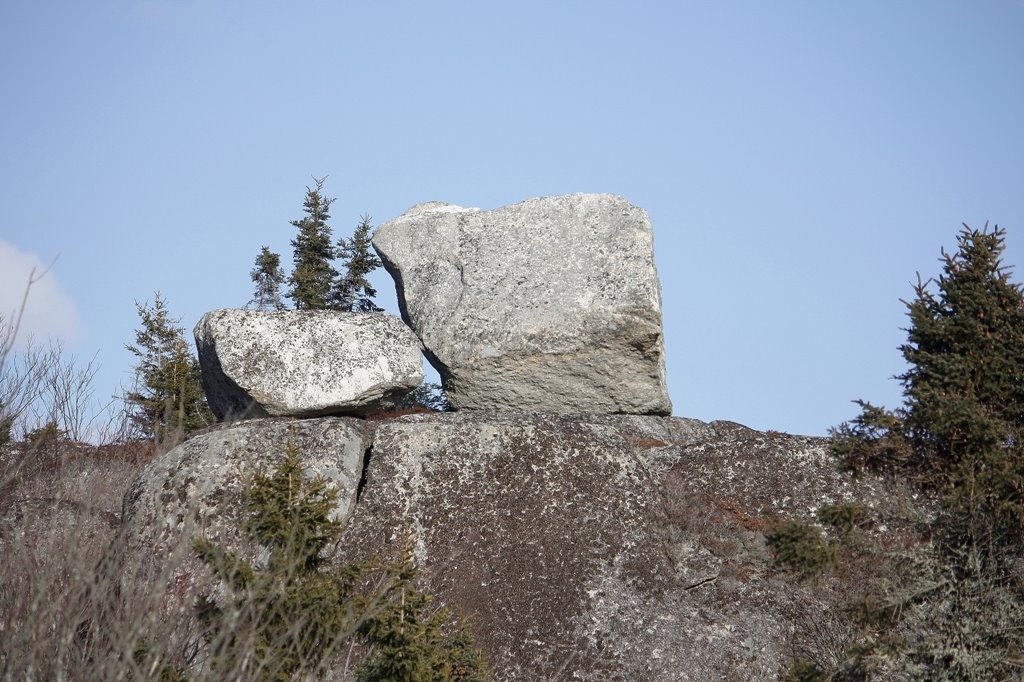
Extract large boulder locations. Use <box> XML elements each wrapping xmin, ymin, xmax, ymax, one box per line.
<box><xmin>338</xmin><ymin>412</ymin><xmax>847</xmax><ymax>681</ymax></box>
<box><xmin>371</xmin><ymin>193</ymin><xmax>672</xmax><ymax>414</ymax></box>
<box><xmin>100</xmin><ymin>411</ymin><xmax>901</xmax><ymax>680</ymax></box>
<box><xmin>194</xmin><ymin>309</ymin><xmax>423</xmax><ymax>419</ymax></box>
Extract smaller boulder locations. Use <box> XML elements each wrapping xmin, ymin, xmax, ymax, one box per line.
<box><xmin>195</xmin><ymin>309</ymin><xmax>423</xmax><ymax>420</ymax></box>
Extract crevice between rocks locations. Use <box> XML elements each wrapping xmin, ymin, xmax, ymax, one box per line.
<box><xmin>355</xmin><ymin>443</ymin><xmax>374</xmax><ymax>504</ymax></box>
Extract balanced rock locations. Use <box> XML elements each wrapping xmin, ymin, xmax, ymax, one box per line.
<box><xmin>194</xmin><ymin>309</ymin><xmax>423</xmax><ymax>419</ymax></box>
<box><xmin>372</xmin><ymin>193</ymin><xmax>671</xmax><ymax>414</ymax></box>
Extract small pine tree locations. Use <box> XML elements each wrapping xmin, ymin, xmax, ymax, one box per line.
<box><xmin>125</xmin><ymin>293</ymin><xmax>214</xmax><ymax>443</ymax></box>
<box><xmin>288</xmin><ymin>178</ymin><xmax>339</xmax><ymax>310</ymax></box>
<box><xmin>249</xmin><ymin>246</ymin><xmax>286</xmax><ymax>311</ymax></box>
<box><xmin>834</xmin><ymin>224</ymin><xmax>1024</xmax><ymax>538</ymax></box>
<box><xmin>194</xmin><ymin>443</ymin><xmax>488</xmax><ymax>681</ymax></box>
<box><xmin>357</xmin><ymin>551</ymin><xmax>488</xmax><ymax>682</ymax></box>
<box><xmin>334</xmin><ymin>214</ymin><xmax>383</xmax><ymax>313</ymax></box>
<box><xmin>194</xmin><ymin>441</ymin><xmax>367</xmax><ymax>680</ymax></box>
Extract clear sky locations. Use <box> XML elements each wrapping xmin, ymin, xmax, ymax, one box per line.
<box><xmin>2</xmin><ymin>1</ymin><xmax>1022</xmax><ymax>437</ymax></box>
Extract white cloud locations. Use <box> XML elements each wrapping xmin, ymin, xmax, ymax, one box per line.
<box><xmin>0</xmin><ymin>241</ymin><xmax>83</xmax><ymax>348</ymax></box>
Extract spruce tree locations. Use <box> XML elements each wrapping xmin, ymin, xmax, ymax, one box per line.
<box><xmin>194</xmin><ymin>442</ymin><xmax>365</xmax><ymax>680</ymax></box>
<box><xmin>288</xmin><ymin>178</ymin><xmax>339</xmax><ymax>310</ymax></box>
<box><xmin>834</xmin><ymin>224</ymin><xmax>1024</xmax><ymax>537</ymax></box>
<box><xmin>124</xmin><ymin>293</ymin><xmax>213</xmax><ymax>443</ymax></box>
<box><xmin>830</xmin><ymin>224</ymin><xmax>1024</xmax><ymax>678</ymax></box>
<box><xmin>194</xmin><ymin>443</ymin><xmax>488</xmax><ymax>681</ymax></box>
<box><xmin>334</xmin><ymin>214</ymin><xmax>383</xmax><ymax>313</ymax></box>
<box><xmin>249</xmin><ymin>246</ymin><xmax>286</xmax><ymax>311</ymax></box>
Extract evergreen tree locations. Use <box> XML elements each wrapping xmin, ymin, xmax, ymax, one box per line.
<box><xmin>830</xmin><ymin>224</ymin><xmax>1024</xmax><ymax>678</ymax></box>
<box><xmin>194</xmin><ymin>441</ymin><xmax>365</xmax><ymax>680</ymax></box>
<box><xmin>288</xmin><ymin>178</ymin><xmax>339</xmax><ymax>310</ymax></box>
<box><xmin>357</xmin><ymin>552</ymin><xmax>488</xmax><ymax>682</ymax></box>
<box><xmin>194</xmin><ymin>442</ymin><xmax>488</xmax><ymax>681</ymax></box>
<box><xmin>249</xmin><ymin>246</ymin><xmax>286</xmax><ymax>311</ymax></box>
<box><xmin>834</xmin><ymin>224</ymin><xmax>1024</xmax><ymax>537</ymax></box>
<box><xmin>334</xmin><ymin>214</ymin><xmax>383</xmax><ymax>313</ymax></box>
<box><xmin>124</xmin><ymin>293</ymin><xmax>213</xmax><ymax>443</ymax></box>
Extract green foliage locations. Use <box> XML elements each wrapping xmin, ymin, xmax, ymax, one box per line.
<box><xmin>194</xmin><ymin>442</ymin><xmax>488</xmax><ymax>681</ymax></box>
<box><xmin>817</xmin><ymin>503</ymin><xmax>865</xmax><ymax>536</ymax></box>
<box><xmin>288</xmin><ymin>177</ymin><xmax>340</xmax><ymax>310</ymax></box>
<box><xmin>901</xmin><ymin>226</ymin><xmax>1024</xmax><ymax>461</ymax></box>
<box><xmin>828</xmin><ymin>224</ymin><xmax>1024</xmax><ymax>678</ymax></box>
<box><xmin>765</xmin><ymin>519</ymin><xmax>835</xmax><ymax>578</ymax></box>
<box><xmin>833</xmin><ymin>225</ymin><xmax>1024</xmax><ymax>539</ymax></box>
<box><xmin>194</xmin><ymin>441</ymin><xmax>363</xmax><ymax>680</ymax></box>
<box><xmin>125</xmin><ymin>293</ymin><xmax>213</xmax><ymax>443</ymax></box>
<box><xmin>784</xmin><ymin>658</ymin><xmax>830</xmax><ymax>682</ymax></box>
<box><xmin>357</xmin><ymin>553</ymin><xmax>488</xmax><ymax>682</ymax></box>
<box><xmin>23</xmin><ymin>420</ymin><xmax>66</xmax><ymax>445</ymax></box>
<box><xmin>257</xmin><ymin>177</ymin><xmax>383</xmax><ymax>313</ymax></box>
<box><xmin>334</xmin><ymin>214</ymin><xmax>383</xmax><ymax>313</ymax></box>
<box><xmin>249</xmin><ymin>245</ymin><xmax>287</xmax><ymax>311</ymax></box>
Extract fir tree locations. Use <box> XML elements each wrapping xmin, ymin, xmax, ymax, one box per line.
<box><xmin>124</xmin><ymin>293</ymin><xmax>213</xmax><ymax>443</ymax></box>
<box><xmin>288</xmin><ymin>178</ymin><xmax>339</xmax><ymax>310</ymax></box>
<box><xmin>334</xmin><ymin>214</ymin><xmax>383</xmax><ymax>313</ymax></box>
<box><xmin>249</xmin><ymin>246</ymin><xmax>286</xmax><ymax>311</ymax></box>
<box><xmin>194</xmin><ymin>442</ymin><xmax>488</xmax><ymax>681</ymax></box>
<box><xmin>194</xmin><ymin>441</ymin><xmax>365</xmax><ymax>680</ymax></box>
<box><xmin>834</xmin><ymin>224</ymin><xmax>1024</xmax><ymax>537</ymax></box>
<box><xmin>357</xmin><ymin>551</ymin><xmax>488</xmax><ymax>682</ymax></box>
<box><xmin>830</xmin><ymin>224</ymin><xmax>1024</xmax><ymax>678</ymax></box>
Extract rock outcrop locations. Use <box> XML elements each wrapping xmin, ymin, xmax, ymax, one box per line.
<box><xmin>119</xmin><ymin>418</ymin><xmax>369</xmax><ymax>555</ymax></box>
<box><xmin>371</xmin><ymin>193</ymin><xmax>672</xmax><ymax>415</ymax></box>
<box><xmin>110</xmin><ymin>411</ymin><xmax>895</xmax><ymax>680</ymax></box>
<box><xmin>194</xmin><ymin>309</ymin><xmax>423</xmax><ymax>419</ymax></box>
<box><xmin>336</xmin><ymin>412</ymin><xmax>890</xmax><ymax>681</ymax></box>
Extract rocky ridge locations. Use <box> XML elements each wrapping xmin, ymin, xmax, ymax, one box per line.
<box><xmin>111</xmin><ymin>193</ymin><xmax>886</xmax><ymax>680</ymax></box>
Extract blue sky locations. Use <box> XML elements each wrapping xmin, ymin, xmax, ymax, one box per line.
<box><xmin>2</xmin><ymin>1</ymin><xmax>1022</xmax><ymax>436</ymax></box>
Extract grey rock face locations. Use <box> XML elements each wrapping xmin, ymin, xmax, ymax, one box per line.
<box><xmin>371</xmin><ymin>193</ymin><xmax>672</xmax><ymax>414</ymax></box>
<box><xmin>120</xmin><ymin>418</ymin><xmax>370</xmax><ymax>555</ymax></box>
<box><xmin>338</xmin><ymin>412</ymin><xmax>793</xmax><ymax>681</ymax></box>
<box><xmin>99</xmin><ymin>411</ymin><xmax>899</xmax><ymax>680</ymax></box>
<box><xmin>194</xmin><ymin>309</ymin><xmax>423</xmax><ymax>419</ymax></box>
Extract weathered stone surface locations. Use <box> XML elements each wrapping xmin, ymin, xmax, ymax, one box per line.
<box><xmin>114</xmin><ymin>417</ymin><xmax>370</xmax><ymax>617</ymax></box>
<box><xmin>194</xmin><ymin>309</ymin><xmax>423</xmax><ymax>419</ymax></box>
<box><xmin>92</xmin><ymin>410</ymin><xmax>907</xmax><ymax>680</ymax></box>
<box><xmin>371</xmin><ymin>193</ymin><xmax>671</xmax><ymax>414</ymax></box>
<box><xmin>337</xmin><ymin>412</ymin><xmax>822</xmax><ymax>681</ymax></box>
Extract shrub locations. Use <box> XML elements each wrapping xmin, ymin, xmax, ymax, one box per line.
<box><xmin>24</xmin><ymin>419</ymin><xmax>67</xmax><ymax>445</ymax></box>
<box><xmin>817</xmin><ymin>503</ymin><xmax>865</xmax><ymax>537</ymax></box>
<box><xmin>765</xmin><ymin>519</ymin><xmax>835</xmax><ymax>578</ymax></box>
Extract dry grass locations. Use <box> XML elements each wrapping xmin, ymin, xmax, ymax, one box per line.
<box><xmin>0</xmin><ymin>439</ymin><xmax>377</xmax><ymax>681</ymax></box>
